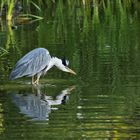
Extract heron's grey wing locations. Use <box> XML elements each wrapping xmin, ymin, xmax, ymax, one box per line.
<box><xmin>9</xmin><ymin>48</ymin><xmax>51</xmax><ymax>80</ymax></box>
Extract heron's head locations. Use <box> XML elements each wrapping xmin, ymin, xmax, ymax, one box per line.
<box><xmin>53</xmin><ymin>57</ymin><xmax>76</xmax><ymax>75</ymax></box>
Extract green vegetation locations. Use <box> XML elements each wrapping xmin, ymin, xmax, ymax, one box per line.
<box><xmin>0</xmin><ymin>1</ymin><xmax>140</xmax><ymax>139</ymax></box>
<box><xmin>0</xmin><ymin>0</ymin><xmax>139</xmax><ymax>75</ymax></box>
<box><xmin>7</xmin><ymin>0</ymin><xmax>14</xmax><ymax>20</ymax></box>
<box><xmin>0</xmin><ymin>0</ymin><xmax>140</xmax><ymax>80</ymax></box>
<box><xmin>0</xmin><ymin>0</ymin><xmax>139</xmax><ymax>21</ymax></box>
<box><xmin>0</xmin><ymin>0</ymin><xmax>43</xmax><ymax>21</ymax></box>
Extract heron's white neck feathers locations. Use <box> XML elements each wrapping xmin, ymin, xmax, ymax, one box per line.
<box><xmin>45</xmin><ymin>57</ymin><xmax>68</xmax><ymax>73</ymax></box>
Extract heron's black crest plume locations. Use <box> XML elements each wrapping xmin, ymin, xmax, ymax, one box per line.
<box><xmin>62</xmin><ymin>57</ymin><xmax>69</xmax><ymax>66</ymax></box>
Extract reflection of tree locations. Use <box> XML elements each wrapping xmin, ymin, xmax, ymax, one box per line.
<box><xmin>12</xmin><ymin>86</ymin><xmax>75</xmax><ymax>121</ymax></box>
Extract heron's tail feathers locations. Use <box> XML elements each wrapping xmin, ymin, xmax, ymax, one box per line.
<box><xmin>9</xmin><ymin>67</ymin><xmax>25</xmax><ymax>80</ymax></box>
<box><xmin>9</xmin><ymin>71</ymin><xmax>19</xmax><ymax>80</ymax></box>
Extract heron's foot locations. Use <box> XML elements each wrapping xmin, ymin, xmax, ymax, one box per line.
<box><xmin>33</xmin><ymin>79</ymin><xmax>39</xmax><ymax>85</ymax></box>
<box><xmin>32</xmin><ymin>82</ymin><xmax>36</xmax><ymax>85</ymax></box>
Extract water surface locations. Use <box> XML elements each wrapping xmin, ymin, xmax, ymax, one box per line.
<box><xmin>0</xmin><ymin>1</ymin><xmax>140</xmax><ymax>139</ymax></box>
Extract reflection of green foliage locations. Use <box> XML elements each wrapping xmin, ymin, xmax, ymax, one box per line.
<box><xmin>0</xmin><ymin>103</ymin><xmax>4</xmax><ymax>134</ymax></box>
<box><xmin>0</xmin><ymin>1</ymin><xmax>140</xmax><ymax>139</ymax></box>
<box><xmin>0</xmin><ymin>0</ymin><xmax>140</xmax><ymax>78</ymax></box>
<box><xmin>0</xmin><ymin>0</ymin><xmax>139</xmax><ymax>81</ymax></box>
<box><xmin>0</xmin><ymin>48</ymin><xmax>8</xmax><ymax>57</ymax></box>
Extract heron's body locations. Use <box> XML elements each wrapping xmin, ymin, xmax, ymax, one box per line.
<box><xmin>9</xmin><ymin>48</ymin><xmax>76</xmax><ymax>84</ymax></box>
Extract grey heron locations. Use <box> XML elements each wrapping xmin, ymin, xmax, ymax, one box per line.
<box><xmin>9</xmin><ymin>48</ymin><xmax>76</xmax><ymax>84</ymax></box>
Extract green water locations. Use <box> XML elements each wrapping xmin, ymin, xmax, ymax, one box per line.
<box><xmin>0</xmin><ymin>1</ymin><xmax>140</xmax><ymax>139</ymax></box>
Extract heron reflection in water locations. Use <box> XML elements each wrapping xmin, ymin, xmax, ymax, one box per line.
<box><xmin>9</xmin><ymin>48</ymin><xmax>76</xmax><ymax>84</ymax></box>
<box><xmin>12</xmin><ymin>86</ymin><xmax>75</xmax><ymax>121</ymax></box>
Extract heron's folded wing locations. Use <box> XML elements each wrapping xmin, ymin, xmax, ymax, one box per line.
<box><xmin>9</xmin><ymin>48</ymin><xmax>51</xmax><ymax>80</ymax></box>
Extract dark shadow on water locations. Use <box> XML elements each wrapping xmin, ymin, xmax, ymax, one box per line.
<box><xmin>11</xmin><ymin>85</ymin><xmax>75</xmax><ymax>122</ymax></box>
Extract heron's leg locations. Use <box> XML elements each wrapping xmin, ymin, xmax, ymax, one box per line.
<box><xmin>34</xmin><ymin>73</ymin><xmax>41</xmax><ymax>85</ymax></box>
<box><xmin>32</xmin><ymin>76</ymin><xmax>35</xmax><ymax>84</ymax></box>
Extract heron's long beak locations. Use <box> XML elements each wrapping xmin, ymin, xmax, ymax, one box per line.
<box><xmin>65</xmin><ymin>67</ymin><xmax>76</xmax><ymax>75</ymax></box>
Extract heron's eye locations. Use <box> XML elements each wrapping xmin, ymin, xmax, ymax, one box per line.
<box><xmin>62</xmin><ymin>58</ymin><xmax>69</xmax><ymax>66</ymax></box>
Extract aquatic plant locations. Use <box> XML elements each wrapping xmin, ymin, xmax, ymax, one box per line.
<box><xmin>0</xmin><ymin>0</ymin><xmax>43</xmax><ymax>21</ymax></box>
<box><xmin>7</xmin><ymin>0</ymin><xmax>14</xmax><ymax>20</ymax></box>
<box><xmin>0</xmin><ymin>47</ymin><xmax>9</xmax><ymax>57</ymax></box>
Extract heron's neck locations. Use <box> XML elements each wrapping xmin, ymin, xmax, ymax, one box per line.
<box><xmin>45</xmin><ymin>57</ymin><xmax>60</xmax><ymax>72</ymax></box>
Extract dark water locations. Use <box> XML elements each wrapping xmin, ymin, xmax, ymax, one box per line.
<box><xmin>0</xmin><ymin>1</ymin><xmax>140</xmax><ymax>139</ymax></box>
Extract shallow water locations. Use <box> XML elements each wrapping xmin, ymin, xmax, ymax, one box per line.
<box><xmin>0</xmin><ymin>1</ymin><xmax>140</xmax><ymax>139</ymax></box>
<box><xmin>0</xmin><ymin>81</ymin><xmax>140</xmax><ymax>139</ymax></box>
